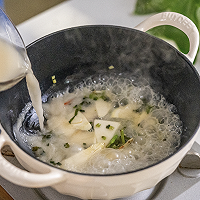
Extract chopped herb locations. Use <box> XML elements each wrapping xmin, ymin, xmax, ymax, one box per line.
<box><xmin>32</xmin><ymin>146</ymin><xmax>41</xmax><ymax>151</ymax></box>
<box><xmin>50</xmin><ymin>160</ymin><xmax>62</xmax><ymax>166</ymax></box>
<box><xmin>83</xmin><ymin>101</ymin><xmax>91</xmax><ymax>106</ymax></box>
<box><xmin>133</xmin><ymin>101</ymin><xmax>154</xmax><ymax>114</ymax></box>
<box><xmin>124</xmin><ymin>134</ymin><xmax>131</xmax><ymax>141</ymax></box>
<box><xmin>88</xmin><ymin>122</ymin><xmax>94</xmax><ymax>132</ymax></box>
<box><xmin>101</xmin><ymin>136</ymin><xmax>107</xmax><ymax>140</ymax></box>
<box><xmin>74</xmin><ymin>108</ymin><xmax>79</xmax><ymax>115</ymax></box>
<box><xmin>89</xmin><ymin>91</ymin><xmax>110</xmax><ymax>102</ymax></box>
<box><xmin>146</xmin><ymin>105</ymin><xmax>154</xmax><ymax>114</ymax></box>
<box><xmin>89</xmin><ymin>92</ymin><xmax>98</xmax><ymax>100</ymax></box>
<box><xmin>96</xmin><ymin>123</ymin><xmax>101</xmax><ymax>127</ymax></box>
<box><xmin>42</xmin><ymin>131</ymin><xmax>53</xmax><ymax>142</ymax></box>
<box><xmin>100</xmin><ymin>91</ymin><xmax>110</xmax><ymax>102</ymax></box>
<box><xmin>89</xmin><ymin>93</ymin><xmax>93</xmax><ymax>99</ymax></box>
<box><xmin>106</xmin><ymin>124</ymin><xmax>114</xmax><ymax>130</ymax></box>
<box><xmin>108</xmin><ymin>65</ymin><xmax>114</xmax><ymax>69</ymax></box>
<box><xmin>120</xmin><ymin>129</ymin><xmax>125</xmax><ymax>144</ymax></box>
<box><xmin>106</xmin><ymin>130</ymin><xmax>131</xmax><ymax>149</ymax></box>
<box><xmin>159</xmin><ymin>118</ymin><xmax>165</xmax><ymax>124</ymax></box>
<box><xmin>69</xmin><ymin>115</ymin><xmax>76</xmax><ymax>124</ymax></box>
<box><xmin>80</xmin><ymin>101</ymin><xmax>85</xmax><ymax>105</ymax></box>
<box><xmin>83</xmin><ymin>143</ymin><xmax>87</xmax><ymax>145</ymax></box>
<box><xmin>93</xmin><ymin>96</ymin><xmax>98</xmax><ymax>100</ymax></box>
<box><xmin>69</xmin><ymin>108</ymin><xmax>79</xmax><ymax>124</ymax></box>
<box><xmin>57</xmin><ymin>162</ymin><xmax>62</xmax><ymax>166</ymax></box>
<box><xmin>141</xmin><ymin>98</ymin><xmax>148</xmax><ymax>104</ymax></box>
<box><xmin>42</xmin><ymin>134</ymin><xmax>52</xmax><ymax>141</ymax></box>
<box><xmin>106</xmin><ymin>125</ymin><xmax>110</xmax><ymax>129</ymax></box>
<box><xmin>90</xmin><ymin>121</ymin><xmax>94</xmax><ymax>127</ymax></box>
<box><xmin>50</xmin><ymin>160</ymin><xmax>55</xmax><ymax>164</ymax></box>
<box><xmin>134</xmin><ymin>106</ymin><xmax>143</xmax><ymax>113</ymax></box>
<box><xmin>51</xmin><ymin>75</ymin><xmax>56</xmax><ymax>84</ymax></box>
<box><xmin>64</xmin><ymin>143</ymin><xmax>70</xmax><ymax>148</ymax></box>
<box><xmin>47</xmin><ymin>143</ymin><xmax>49</xmax><ymax>146</ymax></box>
<box><xmin>101</xmin><ymin>95</ymin><xmax>110</xmax><ymax>102</ymax></box>
<box><xmin>106</xmin><ymin>135</ymin><xmax>118</xmax><ymax>148</ymax></box>
<box><xmin>69</xmin><ymin>104</ymin><xmax>85</xmax><ymax>124</ymax></box>
<box><xmin>32</xmin><ymin>146</ymin><xmax>45</xmax><ymax>155</ymax></box>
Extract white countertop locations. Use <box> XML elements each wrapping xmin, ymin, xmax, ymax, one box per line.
<box><xmin>16</xmin><ymin>0</ymin><xmax>200</xmax><ymax>144</ymax></box>
<box><xmin>17</xmin><ymin>0</ymin><xmax>149</xmax><ymax>46</ymax></box>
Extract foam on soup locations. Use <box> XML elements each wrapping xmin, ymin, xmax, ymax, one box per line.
<box><xmin>14</xmin><ymin>75</ymin><xmax>182</xmax><ymax>174</ymax></box>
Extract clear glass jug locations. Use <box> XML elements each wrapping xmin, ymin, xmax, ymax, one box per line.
<box><xmin>0</xmin><ymin>8</ymin><xmax>30</xmax><ymax>91</ymax></box>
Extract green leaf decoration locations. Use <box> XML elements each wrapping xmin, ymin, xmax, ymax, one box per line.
<box><xmin>134</xmin><ymin>0</ymin><xmax>200</xmax><ymax>61</ymax></box>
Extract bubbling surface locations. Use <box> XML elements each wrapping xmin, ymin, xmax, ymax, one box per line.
<box><xmin>14</xmin><ymin>75</ymin><xmax>182</xmax><ymax>174</ymax></box>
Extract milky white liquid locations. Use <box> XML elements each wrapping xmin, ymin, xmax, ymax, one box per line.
<box><xmin>0</xmin><ymin>39</ymin><xmax>28</xmax><ymax>81</ymax></box>
<box><xmin>0</xmin><ymin>38</ymin><xmax>44</xmax><ymax>129</ymax></box>
<box><xmin>26</xmin><ymin>72</ymin><xmax>44</xmax><ymax>129</ymax></box>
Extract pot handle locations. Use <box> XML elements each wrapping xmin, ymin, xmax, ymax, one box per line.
<box><xmin>134</xmin><ymin>12</ymin><xmax>199</xmax><ymax>63</ymax></box>
<box><xmin>0</xmin><ymin>129</ymin><xmax>65</xmax><ymax>188</ymax></box>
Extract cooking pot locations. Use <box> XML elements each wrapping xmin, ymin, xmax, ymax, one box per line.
<box><xmin>0</xmin><ymin>12</ymin><xmax>200</xmax><ymax>199</ymax></box>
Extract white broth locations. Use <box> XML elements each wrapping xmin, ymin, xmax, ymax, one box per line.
<box><xmin>14</xmin><ymin>76</ymin><xmax>182</xmax><ymax>174</ymax></box>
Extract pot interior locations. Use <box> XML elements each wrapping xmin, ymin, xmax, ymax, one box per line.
<box><xmin>0</xmin><ymin>25</ymin><xmax>200</xmax><ymax>171</ymax></box>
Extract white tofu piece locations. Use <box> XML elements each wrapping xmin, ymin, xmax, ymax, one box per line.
<box><xmin>95</xmin><ymin>98</ymin><xmax>111</xmax><ymax>118</ymax></box>
<box><xmin>67</xmin><ymin>111</ymin><xmax>92</xmax><ymax>131</ymax></box>
<box><xmin>94</xmin><ymin>119</ymin><xmax>120</xmax><ymax>145</ymax></box>
<box><xmin>70</xmin><ymin>130</ymin><xmax>96</xmax><ymax>147</ymax></box>
<box><xmin>47</xmin><ymin>116</ymin><xmax>76</xmax><ymax>137</ymax></box>
<box><xmin>111</xmin><ymin>104</ymin><xmax>140</xmax><ymax>119</ymax></box>
<box><xmin>61</xmin><ymin>143</ymin><xmax>105</xmax><ymax>170</ymax></box>
<box><xmin>47</xmin><ymin>110</ymin><xmax>92</xmax><ymax>137</ymax></box>
<box><xmin>82</xmin><ymin>103</ymin><xmax>98</xmax><ymax>122</ymax></box>
<box><xmin>111</xmin><ymin>104</ymin><xmax>148</xmax><ymax>126</ymax></box>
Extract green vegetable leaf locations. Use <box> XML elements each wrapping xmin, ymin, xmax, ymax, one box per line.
<box><xmin>64</xmin><ymin>143</ymin><xmax>70</xmax><ymax>148</ymax></box>
<box><xmin>32</xmin><ymin>146</ymin><xmax>41</xmax><ymax>151</ymax></box>
<box><xmin>106</xmin><ymin>124</ymin><xmax>114</xmax><ymax>130</ymax></box>
<box><xmin>89</xmin><ymin>91</ymin><xmax>110</xmax><ymax>102</ymax></box>
<box><xmin>42</xmin><ymin>134</ymin><xmax>52</xmax><ymax>141</ymax></box>
<box><xmin>120</xmin><ymin>129</ymin><xmax>125</xmax><ymax>144</ymax></box>
<box><xmin>50</xmin><ymin>160</ymin><xmax>62</xmax><ymax>166</ymax></box>
<box><xmin>106</xmin><ymin>131</ymin><xmax>131</xmax><ymax>149</ymax></box>
<box><xmin>101</xmin><ymin>135</ymin><xmax>107</xmax><ymax>140</ymax></box>
<box><xmin>134</xmin><ymin>0</ymin><xmax>200</xmax><ymax>59</ymax></box>
<box><xmin>134</xmin><ymin>0</ymin><xmax>170</xmax><ymax>14</ymax></box>
<box><xmin>96</xmin><ymin>123</ymin><xmax>101</xmax><ymax>127</ymax></box>
<box><xmin>69</xmin><ymin>105</ymin><xmax>84</xmax><ymax>124</ymax></box>
<box><xmin>106</xmin><ymin>135</ymin><xmax>119</xmax><ymax>148</ymax></box>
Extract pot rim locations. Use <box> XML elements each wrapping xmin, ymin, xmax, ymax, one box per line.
<box><xmin>22</xmin><ymin>24</ymin><xmax>200</xmax><ymax>177</ymax></box>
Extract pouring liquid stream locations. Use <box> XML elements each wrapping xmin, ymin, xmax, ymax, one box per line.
<box><xmin>0</xmin><ymin>38</ymin><xmax>44</xmax><ymax>129</ymax></box>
